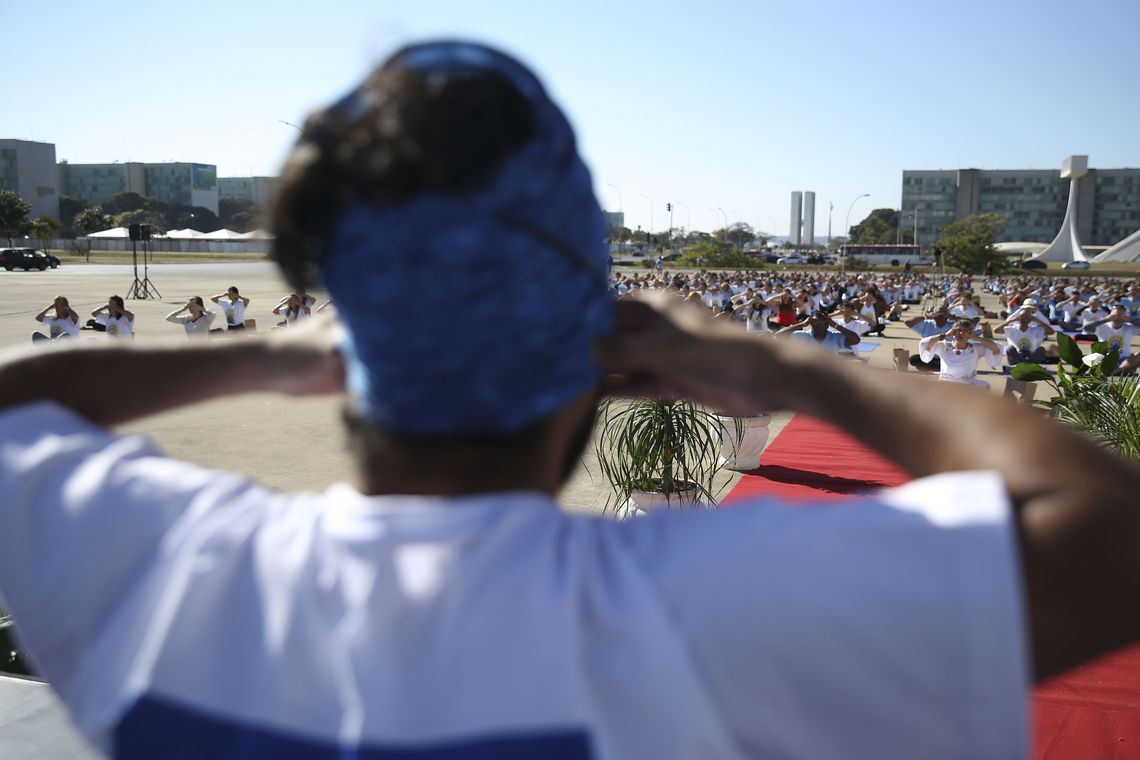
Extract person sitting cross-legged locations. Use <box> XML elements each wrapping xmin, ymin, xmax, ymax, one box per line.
<box><xmin>993</xmin><ymin>303</ymin><xmax>1057</xmax><ymax>368</ymax></box>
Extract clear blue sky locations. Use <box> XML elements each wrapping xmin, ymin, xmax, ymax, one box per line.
<box><xmin>2</xmin><ymin>0</ymin><xmax>1137</xmax><ymax>238</ymax></box>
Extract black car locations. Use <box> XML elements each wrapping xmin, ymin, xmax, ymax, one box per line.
<box><xmin>1012</xmin><ymin>259</ymin><xmax>1046</xmax><ymax>270</ymax></box>
<box><xmin>1</xmin><ymin>248</ymin><xmax>51</xmax><ymax>271</ymax></box>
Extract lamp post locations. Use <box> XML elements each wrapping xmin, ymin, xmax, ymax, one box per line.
<box><xmin>842</xmin><ymin>193</ymin><xmax>870</xmax><ymax>276</ymax></box>
<box><xmin>605</xmin><ymin>183</ymin><xmax>623</xmax><ymax>213</ymax></box>
<box><xmin>674</xmin><ymin>201</ymin><xmax>691</xmax><ymax>234</ymax></box>
<box><xmin>638</xmin><ymin>193</ymin><xmax>654</xmax><ymax>234</ymax></box>
<box><xmin>277</xmin><ymin>120</ymin><xmax>303</xmax><ymax>133</ymax></box>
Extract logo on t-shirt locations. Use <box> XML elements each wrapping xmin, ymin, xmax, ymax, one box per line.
<box><xmin>107</xmin><ymin>324</ymin><xmax>119</xmax><ymax>336</ymax></box>
<box><xmin>50</xmin><ymin>324</ymin><xmax>62</xmax><ymax>339</ymax></box>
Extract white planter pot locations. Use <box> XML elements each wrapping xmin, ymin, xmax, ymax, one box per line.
<box><xmin>713</xmin><ymin>414</ymin><xmax>772</xmax><ymax>471</ymax></box>
<box><xmin>617</xmin><ymin>488</ymin><xmax>706</xmax><ymax>519</ymax></box>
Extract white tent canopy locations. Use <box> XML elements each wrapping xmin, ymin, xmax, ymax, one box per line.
<box><xmin>237</xmin><ymin>229</ymin><xmax>275</xmax><ymax>240</ymax></box>
<box><xmin>200</xmin><ymin>228</ymin><xmax>243</xmax><ymax>240</ymax></box>
<box><xmin>85</xmin><ymin>227</ymin><xmax>130</xmax><ymax>239</ymax></box>
<box><xmin>1092</xmin><ymin>228</ymin><xmax>1140</xmax><ymax>263</ymax></box>
<box><xmin>165</xmin><ymin>228</ymin><xmax>206</xmax><ymax>238</ymax></box>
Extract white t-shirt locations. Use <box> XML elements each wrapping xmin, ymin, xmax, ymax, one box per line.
<box><xmin>949</xmin><ymin>304</ymin><xmax>981</xmax><ymax>321</ymax></box>
<box><xmin>1002</xmin><ymin>323</ymin><xmax>1046</xmax><ymax>354</ymax></box>
<box><xmin>0</xmin><ymin>403</ymin><xmax>1029</xmax><ymax>760</ymax></box>
<box><xmin>919</xmin><ymin>336</ymin><xmax>1000</xmax><ymax>385</ymax></box>
<box><xmin>1080</xmin><ymin>307</ymin><xmax>1109</xmax><ymax>330</ymax></box>
<box><xmin>41</xmin><ymin>314</ymin><xmax>80</xmax><ymax>339</ymax></box>
<box><xmin>1056</xmin><ymin>301</ymin><xmax>1085</xmax><ymax>323</ymax></box>
<box><xmin>167</xmin><ymin>311</ymin><xmax>216</xmax><ymax>337</ymax></box>
<box><xmin>834</xmin><ymin>315</ymin><xmax>872</xmax><ymax>336</ymax></box>
<box><xmin>96</xmin><ymin>311</ymin><xmax>134</xmax><ymax>339</ymax></box>
<box><xmin>218</xmin><ymin>298</ymin><xmax>247</xmax><ymax>327</ymax></box>
<box><xmin>1095</xmin><ymin>322</ymin><xmax>1136</xmax><ymax>358</ymax></box>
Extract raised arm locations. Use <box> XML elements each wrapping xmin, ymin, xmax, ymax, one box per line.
<box><xmin>165</xmin><ymin>307</ymin><xmax>188</xmax><ymax>325</ymax></box>
<box><xmin>0</xmin><ymin>322</ymin><xmax>344</xmax><ymax>428</ymax></box>
<box><xmin>33</xmin><ymin>305</ymin><xmax>52</xmax><ymax>322</ymax></box>
<box><xmin>600</xmin><ymin>294</ymin><xmax>1140</xmax><ymax>681</ymax></box>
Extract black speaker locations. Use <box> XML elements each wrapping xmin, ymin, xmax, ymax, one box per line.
<box><xmin>140</xmin><ymin>224</ymin><xmax>151</xmax><ymax>241</ymax></box>
<box><xmin>128</xmin><ymin>223</ymin><xmax>142</xmax><ymax>241</ymax></box>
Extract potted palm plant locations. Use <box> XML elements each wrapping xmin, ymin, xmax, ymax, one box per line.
<box><xmin>594</xmin><ymin>398</ymin><xmax>742</xmax><ymax>518</ymax></box>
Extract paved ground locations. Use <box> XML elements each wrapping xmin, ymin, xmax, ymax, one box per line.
<box><xmin>0</xmin><ymin>261</ymin><xmax>1061</xmax><ymax>513</ymax></box>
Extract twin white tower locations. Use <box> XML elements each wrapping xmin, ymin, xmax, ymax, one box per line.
<box><xmin>789</xmin><ymin>191</ymin><xmax>815</xmax><ymax>247</ymax></box>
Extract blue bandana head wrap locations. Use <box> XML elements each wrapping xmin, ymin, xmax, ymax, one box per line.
<box><xmin>320</xmin><ymin>41</ymin><xmax>613</xmax><ymax>436</ymax></box>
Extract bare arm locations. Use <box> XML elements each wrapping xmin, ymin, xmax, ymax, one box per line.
<box><xmin>600</xmin><ymin>294</ymin><xmax>1140</xmax><ymax>681</ymax></box>
<box><xmin>0</xmin><ymin>324</ymin><xmax>344</xmax><ymax>428</ymax></box>
<box><xmin>33</xmin><ymin>305</ymin><xmax>52</xmax><ymax>322</ymax></box>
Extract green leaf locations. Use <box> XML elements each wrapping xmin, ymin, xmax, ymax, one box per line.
<box><xmin>1091</xmin><ymin>341</ymin><xmax>1110</xmax><ymax>355</ymax></box>
<box><xmin>1056</xmin><ymin>333</ymin><xmax>1084</xmax><ymax>367</ymax></box>
<box><xmin>1098</xmin><ymin>348</ymin><xmax>1122</xmax><ymax>378</ymax></box>
<box><xmin>1011</xmin><ymin>363</ymin><xmax>1052</xmax><ymax>382</ymax></box>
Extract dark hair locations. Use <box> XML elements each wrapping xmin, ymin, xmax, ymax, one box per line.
<box><xmin>110</xmin><ymin>295</ymin><xmax>124</xmax><ymax>309</ymax></box>
<box><xmin>228</xmin><ymin>286</ymin><xmax>240</xmax><ymax>294</ymax></box>
<box><xmin>269</xmin><ymin>61</ymin><xmax>536</xmax><ymax>289</ymax></box>
<box><xmin>191</xmin><ymin>296</ymin><xmax>205</xmax><ymax>308</ymax></box>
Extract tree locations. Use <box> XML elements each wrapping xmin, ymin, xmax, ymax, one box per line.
<box><xmin>175</xmin><ymin>207</ymin><xmax>221</xmax><ymax>232</ymax></box>
<box><xmin>715</xmin><ymin>222</ymin><xmax>757</xmax><ymax>251</ymax></box>
<box><xmin>934</xmin><ymin>213</ymin><xmax>1007</xmax><ymax>275</ymax></box>
<box><xmin>112</xmin><ymin>209</ymin><xmax>167</xmax><ymax>235</ymax></box>
<box><xmin>30</xmin><ymin>215</ymin><xmax>62</xmax><ymax>250</ymax></box>
<box><xmin>0</xmin><ymin>190</ymin><xmax>32</xmax><ymax>245</ymax></box>
<box><xmin>58</xmin><ymin>196</ymin><xmax>86</xmax><ymax>228</ymax></box>
<box><xmin>675</xmin><ymin>238</ymin><xmax>757</xmax><ymax>268</ymax></box>
<box><xmin>849</xmin><ymin>208</ymin><xmax>902</xmax><ymax>245</ymax></box>
<box><xmin>106</xmin><ymin>191</ymin><xmax>148</xmax><ymax>215</ymax></box>
<box><xmin>74</xmin><ymin>205</ymin><xmax>111</xmax><ymax>235</ymax></box>
<box><xmin>219</xmin><ymin>198</ymin><xmax>262</xmax><ymax>231</ymax></box>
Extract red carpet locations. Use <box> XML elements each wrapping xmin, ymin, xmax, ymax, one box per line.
<box><xmin>723</xmin><ymin>414</ymin><xmax>1140</xmax><ymax>758</ymax></box>
<box><xmin>722</xmin><ymin>414</ymin><xmax>909</xmax><ymax>502</ymax></box>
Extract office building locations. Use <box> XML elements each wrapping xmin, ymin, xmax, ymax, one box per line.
<box><xmin>901</xmin><ymin>163</ymin><xmax>1140</xmax><ymax>249</ymax></box>
<box><xmin>218</xmin><ymin>176</ymin><xmax>278</xmax><ymax>207</ymax></box>
<box><xmin>59</xmin><ymin>161</ymin><xmax>219</xmax><ymax>214</ymax></box>
<box><xmin>789</xmin><ymin>191</ymin><xmax>802</xmax><ymax>246</ymax></box>
<box><xmin>0</xmin><ymin>139</ymin><xmax>60</xmax><ymax>220</ymax></box>
<box><xmin>802</xmin><ymin>191</ymin><xmax>816</xmax><ymax>246</ymax></box>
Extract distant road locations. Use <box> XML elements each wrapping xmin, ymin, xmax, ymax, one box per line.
<box><xmin>37</xmin><ymin>262</ymin><xmax>278</xmax><ymax>277</ymax></box>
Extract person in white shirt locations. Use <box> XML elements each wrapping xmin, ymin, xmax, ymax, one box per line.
<box><xmin>733</xmin><ymin>296</ymin><xmax>772</xmax><ymax>333</ymax></box>
<box><xmin>918</xmin><ymin>319</ymin><xmax>1002</xmax><ymax>387</ymax></box>
<box><xmin>31</xmin><ymin>295</ymin><xmax>80</xmax><ymax>343</ymax></box>
<box><xmin>165</xmin><ymin>297</ymin><xmax>216</xmax><ymax>338</ymax></box>
<box><xmin>993</xmin><ymin>303</ymin><xmax>1056</xmax><ymax>366</ymax></box>
<box><xmin>3</xmin><ymin>40</ymin><xmax>1140</xmax><ymax>760</ymax></box>
<box><xmin>778</xmin><ymin>310</ymin><xmax>861</xmax><ymax>353</ymax></box>
<box><xmin>1075</xmin><ymin>297</ymin><xmax>1109</xmax><ymax>339</ymax></box>
<box><xmin>902</xmin><ymin>305</ymin><xmax>953</xmax><ymax>371</ymax></box>
<box><xmin>272</xmin><ymin>292</ymin><xmax>313</xmax><ymax>327</ymax></box>
<box><xmin>1091</xmin><ymin>305</ymin><xmax>1137</xmax><ymax>361</ymax></box>
<box><xmin>1054</xmin><ymin>293</ymin><xmax>1086</xmax><ymax>330</ymax></box>
<box><xmin>211</xmin><ymin>286</ymin><xmax>257</xmax><ymax>332</ymax></box>
<box><xmin>831</xmin><ymin>300</ymin><xmax>872</xmax><ymax>337</ymax></box>
<box><xmin>948</xmin><ymin>293</ymin><xmax>982</xmax><ymax>323</ymax></box>
<box><xmin>87</xmin><ymin>295</ymin><xmax>135</xmax><ymax>339</ymax></box>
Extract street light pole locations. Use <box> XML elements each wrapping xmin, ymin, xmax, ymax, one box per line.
<box><xmin>674</xmin><ymin>201</ymin><xmax>691</xmax><ymax>234</ymax></box>
<box><xmin>638</xmin><ymin>193</ymin><xmax>654</xmax><ymax>234</ymax></box>
<box><xmin>827</xmin><ymin>201</ymin><xmax>833</xmax><ymax>245</ymax></box>
<box><xmin>842</xmin><ymin>193</ymin><xmax>870</xmax><ymax>276</ymax></box>
<box><xmin>605</xmin><ymin>183</ymin><xmax>623</xmax><ymax>213</ymax></box>
<box><xmin>277</xmin><ymin>120</ymin><xmax>303</xmax><ymax>133</ymax></box>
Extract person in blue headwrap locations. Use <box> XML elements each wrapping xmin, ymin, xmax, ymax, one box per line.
<box><xmin>2</xmin><ymin>39</ymin><xmax>1140</xmax><ymax>760</ymax></box>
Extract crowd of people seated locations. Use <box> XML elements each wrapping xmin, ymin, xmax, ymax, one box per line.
<box><xmin>611</xmin><ymin>268</ymin><xmax>1140</xmax><ymax>384</ymax></box>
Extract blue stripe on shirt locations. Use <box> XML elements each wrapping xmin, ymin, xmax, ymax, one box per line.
<box><xmin>116</xmin><ymin>695</ymin><xmax>593</xmax><ymax>759</ymax></box>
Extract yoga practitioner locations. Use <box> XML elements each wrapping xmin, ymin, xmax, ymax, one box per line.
<box><xmin>87</xmin><ymin>296</ymin><xmax>134</xmax><ymax>339</ymax></box>
<box><xmin>31</xmin><ymin>296</ymin><xmax>80</xmax><ymax>342</ymax></box>
<box><xmin>2</xmin><ymin>40</ymin><xmax>1140</xmax><ymax>760</ymax></box>
<box><xmin>993</xmin><ymin>303</ymin><xmax>1056</xmax><ymax>366</ymax></box>
<box><xmin>918</xmin><ymin>319</ymin><xmax>1002</xmax><ymax>387</ymax></box>
<box><xmin>211</xmin><ymin>286</ymin><xmax>257</xmax><ymax>331</ymax></box>
<box><xmin>165</xmin><ymin>297</ymin><xmax>216</xmax><ymax>338</ymax></box>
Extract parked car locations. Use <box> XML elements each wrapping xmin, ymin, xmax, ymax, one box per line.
<box><xmin>777</xmin><ymin>254</ymin><xmax>806</xmax><ymax>265</ymax></box>
<box><xmin>34</xmin><ymin>249</ymin><xmax>60</xmax><ymax>268</ymax></box>
<box><xmin>1</xmin><ymin>248</ymin><xmax>49</xmax><ymax>271</ymax></box>
<box><xmin>763</xmin><ymin>253</ymin><xmax>782</xmax><ymax>264</ymax></box>
<box><xmin>1013</xmin><ymin>259</ymin><xmax>1047</xmax><ymax>270</ymax></box>
<box><xmin>1061</xmin><ymin>260</ymin><xmax>1090</xmax><ymax>270</ymax></box>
